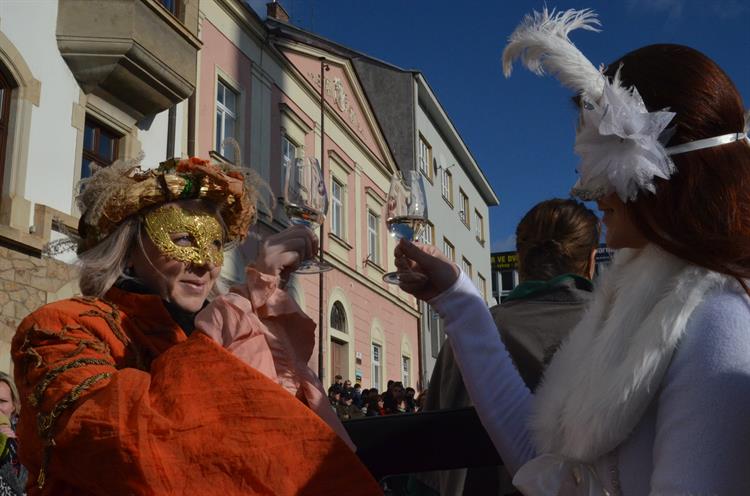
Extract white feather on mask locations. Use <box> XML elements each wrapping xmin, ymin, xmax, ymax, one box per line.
<box><xmin>502</xmin><ymin>8</ymin><xmax>605</xmax><ymax>100</ymax></box>
<box><xmin>502</xmin><ymin>7</ymin><xmax>677</xmax><ymax>202</ymax></box>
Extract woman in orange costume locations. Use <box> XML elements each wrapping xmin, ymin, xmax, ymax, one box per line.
<box><xmin>11</xmin><ymin>157</ymin><xmax>381</xmax><ymax>495</ymax></box>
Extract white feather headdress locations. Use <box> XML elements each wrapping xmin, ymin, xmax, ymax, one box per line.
<box><xmin>503</xmin><ymin>9</ymin><xmax>604</xmax><ymax>100</ymax></box>
<box><xmin>502</xmin><ymin>8</ymin><xmax>677</xmax><ymax>202</ymax></box>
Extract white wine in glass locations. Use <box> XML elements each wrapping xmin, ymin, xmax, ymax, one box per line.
<box><xmin>386</xmin><ymin>215</ymin><xmax>426</xmax><ymax>242</ymax></box>
<box><xmin>283</xmin><ymin>157</ymin><xmax>333</xmax><ymax>274</ymax></box>
<box><xmin>383</xmin><ymin>170</ymin><xmax>428</xmax><ymax>284</ymax></box>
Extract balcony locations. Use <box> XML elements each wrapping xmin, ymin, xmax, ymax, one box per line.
<box><xmin>56</xmin><ymin>0</ymin><xmax>201</xmax><ymax>118</ymax></box>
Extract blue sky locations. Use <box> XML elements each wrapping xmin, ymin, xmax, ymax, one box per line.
<box><xmin>248</xmin><ymin>0</ymin><xmax>750</xmax><ymax>252</ymax></box>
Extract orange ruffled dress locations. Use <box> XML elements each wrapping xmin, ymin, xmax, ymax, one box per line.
<box><xmin>12</xmin><ymin>268</ymin><xmax>380</xmax><ymax>496</ymax></box>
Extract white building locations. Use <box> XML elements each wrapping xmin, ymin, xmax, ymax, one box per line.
<box><xmin>353</xmin><ymin>58</ymin><xmax>499</xmax><ymax>387</ymax></box>
<box><xmin>0</xmin><ymin>0</ymin><xmax>200</xmax><ymax>372</ymax></box>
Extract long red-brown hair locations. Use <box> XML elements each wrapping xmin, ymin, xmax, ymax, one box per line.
<box><xmin>605</xmin><ymin>44</ymin><xmax>750</xmax><ymax>285</ymax></box>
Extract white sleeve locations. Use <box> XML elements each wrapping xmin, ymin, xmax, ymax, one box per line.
<box><xmin>429</xmin><ymin>272</ymin><xmax>537</xmax><ymax>474</ymax></box>
<box><xmin>649</xmin><ymin>290</ymin><xmax>750</xmax><ymax>494</ymax></box>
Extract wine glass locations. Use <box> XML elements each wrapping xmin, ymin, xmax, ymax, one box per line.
<box><xmin>283</xmin><ymin>157</ymin><xmax>333</xmax><ymax>274</ymax></box>
<box><xmin>383</xmin><ymin>170</ymin><xmax>428</xmax><ymax>284</ymax></box>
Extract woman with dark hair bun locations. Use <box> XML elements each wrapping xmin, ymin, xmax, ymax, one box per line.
<box><xmin>496</xmin><ymin>198</ymin><xmax>599</xmax><ymax>391</ymax></box>
<box><xmin>393</xmin><ymin>8</ymin><xmax>750</xmax><ymax>495</ymax></box>
<box><xmin>422</xmin><ymin>198</ymin><xmax>598</xmax><ymax>495</ymax></box>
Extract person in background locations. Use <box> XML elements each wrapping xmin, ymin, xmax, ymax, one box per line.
<box><xmin>365</xmin><ymin>395</ymin><xmax>386</xmax><ymax>417</ymax></box>
<box><xmin>359</xmin><ymin>389</ymin><xmax>369</xmax><ymax>414</ymax></box>
<box><xmin>384</xmin><ymin>381</ymin><xmax>405</xmax><ymax>414</ymax></box>
<box><xmin>0</xmin><ymin>372</ymin><xmax>26</xmax><ymax>495</ymax></box>
<box><xmin>404</xmin><ymin>387</ymin><xmax>417</xmax><ymax>413</ymax></box>
<box><xmin>332</xmin><ymin>375</ymin><xmax>344</xmax><ymax>392</ymax></box>
<box><xmin>336</xmin><ymin>391</ymin><xmax>363</xmax><ymax>421</ymax></box>
<box><xmin>493</xmin><ymin>199</ymin><xmax>599</xmax><ymax>391</ymax></box>
<box><xmin>422</xmin><ymin>198</ymin><xmax>599</xmax><ymax>495</ymax></box>
<box><xmin>352</xmin><ymin>384</ymin><xmax>364</xmax><ymax>409</ymax></box>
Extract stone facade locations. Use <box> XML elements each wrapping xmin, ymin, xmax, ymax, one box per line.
<box><xmin>0</xmin><ymin>246</ymin><xmax>78</xmax><ymax>373</ymax></box>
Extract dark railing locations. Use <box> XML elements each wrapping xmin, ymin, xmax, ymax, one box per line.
<box><xmin>344</xmin><ymin>406</ymin><xmax>502</xmax><ymax>480</ymax></box>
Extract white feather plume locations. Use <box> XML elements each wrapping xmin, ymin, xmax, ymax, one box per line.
<box><xmin>502</xmin><ymin>8</ymin><xmax>605</xmax><ymax>99</ymax></box>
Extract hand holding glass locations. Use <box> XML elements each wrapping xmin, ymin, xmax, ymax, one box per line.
<box><xmin>383</xmin><ymin>170</ymin><xmax>428</xmax><ymax>284</ymax></box>
<box><xmin>282</xmin><ymin>157</ymin><xmax>333</xmax><ymax>274</ymax></box>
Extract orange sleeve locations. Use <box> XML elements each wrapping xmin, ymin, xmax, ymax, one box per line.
<box><xmin>13</xmin><ymin>302</ymin><xmax>381</xmax><ymax>496</ymax></box>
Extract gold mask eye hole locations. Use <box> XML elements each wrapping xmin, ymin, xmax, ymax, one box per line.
<box><xmin>171</xmin><ymin>233</ymin><xmax>194</xmax><ymax>247</ymax></box>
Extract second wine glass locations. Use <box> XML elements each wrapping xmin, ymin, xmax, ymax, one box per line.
<box><xmin>283</xmin><ymin>156</ymin><xmax>333</xmax><ymax>274</ymax></box>
<box><xmin>383</xmin><ymin>170</ymin><xmax>428</xmax><ymax>284</ymax></box>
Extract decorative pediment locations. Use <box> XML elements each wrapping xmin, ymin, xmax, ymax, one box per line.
<box><xmin>279</xmin><ymin>47</ymin><xmax>392</xmax><ymax>171</ymax></box>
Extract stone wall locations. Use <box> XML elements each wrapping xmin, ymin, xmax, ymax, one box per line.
<box><xmin>0</xmin><ymin>246</ymin><xmax>78</xmax><ymax>373</ymax></box>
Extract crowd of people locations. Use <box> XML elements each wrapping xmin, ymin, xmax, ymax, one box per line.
<box><xmin>328</xmin><ymin>376</ymin><xmax>423</xmax><ymax>421</ymax></box>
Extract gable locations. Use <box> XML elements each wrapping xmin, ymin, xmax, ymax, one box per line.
<box><xmin>280</xmin><ymin>48</ymin><xmax>389</xmax><ymax>166</ymax></box>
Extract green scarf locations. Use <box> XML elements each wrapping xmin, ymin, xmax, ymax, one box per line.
<box><xmin>504</xmin><ymin>273</ymin><xmax>593</xmax><ymax>302</ymax></box>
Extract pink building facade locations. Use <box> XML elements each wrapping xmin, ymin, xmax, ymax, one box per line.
<box><xmin>197</xmin><ymin>0</ymin><xmax>420</xmax><ymax>390</ymax></box>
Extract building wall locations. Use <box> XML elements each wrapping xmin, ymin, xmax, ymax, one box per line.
<box><xmin>199</xmin><ymin>0</ymin><xmax>420</xmax><ymax>390</ymax></box>
<box><xmin>0</xmin><ymin>246</ymin><xmax>78</xmax><ymax>373</ymax></box>
<box><xmin>415</xmin><ymin>101</ymin><xmax>494</xmax><ymax>381</ymax></box>
<box><xmin>2</xmin><ymin>2</ymin><xmax>79</xmax><ymax>217</ymax></box>
<box><xmin>415</xmin><ymin>103</ymin><xmax>492</xmax><ymax>299</ymax></box>
<box><xmin>196</xmin><ymin>19</ymin><xmax>253</xmax><ymax>164</ymax></box>
<box><xmin>0</xmin><ymin>2</ymin><xmax>192</xmax><ymax>373</ymax></box>
<box><xmin>0</xmin><ymin>2</ymin><xmax>185</xmax><ymax>218</ymax></box>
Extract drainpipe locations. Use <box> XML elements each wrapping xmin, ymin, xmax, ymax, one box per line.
<box><xmin>187</xmin><ymin>92</ymin><xmax>196</xmax><ymax>156</ymax></box>
<box><xmin>166</xmin><ymin>105</ymin><xmax>176</xmax><ymax>159</ymax></box>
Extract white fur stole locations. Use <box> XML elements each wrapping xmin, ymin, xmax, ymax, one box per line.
<box><xmin>530</xmin><ymin>244</ymin><xmax>727</xmax><ymax>461</ymax></box>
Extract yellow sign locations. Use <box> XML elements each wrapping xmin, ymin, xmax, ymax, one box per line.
<box><xmin>491</xmin><ymin>251</ymin><xmax>518</xmax><ymax>270</ymax></box>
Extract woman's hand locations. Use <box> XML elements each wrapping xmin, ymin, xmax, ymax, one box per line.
<box><xmin>255</xmin><ymin>225</ymin><xmax>319</xmax><ymax>280</ymax></box>
<box><xmin>394</xmin><ymin>240</ymin><xmax>460</xmax><ymax>301</ymax></box>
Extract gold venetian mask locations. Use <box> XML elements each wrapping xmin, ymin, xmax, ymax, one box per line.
<box><xmin>143</xmin><ymin>205</ymin><xmax>224</xmax><ymax>266</ymax></box>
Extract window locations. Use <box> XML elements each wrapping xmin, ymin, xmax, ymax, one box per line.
<box><xmin>216</xmin><ymin>80</ymin><xmax>238</xmax><ymax>162</ymax></box>
<box><xmin>441</xmin><ymin>167</ymin><xmax>453</xmax><ymax>203</ymax></box>
<box><xmin>462</xmin><ymin>257</ymin><xmax>472</xmax><ymax>279</ymax></box>
<box><xmin>474</xmin><ymin>209</ymin><xmax>485</xmax><ymax>244</ymax></box>
<box><xmin>331</xmin><ymin>178</ymin><xmax>344</xmax><ymax>238</ymax></box>
<box><xmin>281</xmin><ymin>135</ymin><xmax>297</xmax><ymax>182</ymax></box>
<box><xmin>81</xmin><ymin>118</ymin><xmax>121</xmax><ymax>179</ymax></box>
<box><xmin>367</xmin><ymin>210</ymin><xmax>379</xmax><ymax>264</ymax></box>
<box><xmin>418</xmin><ymin>134</ymin><xmax>432</xmax><ymax>180</ymax></box>
<box><xmin>419</xmin><ymin>221</ymin><xmax>434</xmax><ymax>245</ymax></box>
<box><xmin>459</xmin><ymin>189</ymin><xmax>470</xmax><ymax>227</ymax></box>
<box><xmin>442</xmin><ymin>237</ymin><xmax>455</xmax><ymax>262</ymax></box>
<box><xmin>402</xmin><ymin>356</ymin><xmax>411</xmax><ymax>387</ymax></box>
<box><xmin>330</xmin><ymin>301</ymin><xmax>347</xmax><ymax>333</ymax></box>
<box><xmin>478</xmin><ymin>274</ymin><xmax>487</xmax><ymax>301</ymax></box>
<box><xmin>158</xmin><ymin>0</ymin><xmax>179</xmax><ymax>15</ymax></box>
<box><xmin>501</xmin><ymin>271</ymin><xmax>515</xmax><ymax>293</ymax></box>
<box><xmin>0</xmin><ymin>71</ymin><xmax>12</xmax><ymax>188</ymax></box>
<box><xmin>371</xmin><ymin>343</ymin><xmax>382</xmax><ymax>390</ymax></box>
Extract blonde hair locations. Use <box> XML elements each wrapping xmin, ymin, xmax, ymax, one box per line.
<box><xmin>77</xmin><ymin>216</ymin><xmax>140</xmax><ymax>298</ymax></box>
<box><xmin>0</xmin><ymin>371</ymin><xmax>20</xmax><ymax>415</ymax></box>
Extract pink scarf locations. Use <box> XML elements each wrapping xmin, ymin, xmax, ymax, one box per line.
<box><xmin>195</xmin><ymin>266</ymin><xmax>355</xmax><ymax>451</ymax></box>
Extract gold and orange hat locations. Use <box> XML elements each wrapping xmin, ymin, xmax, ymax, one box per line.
<box><xmin>76</xmin><ymin>156</ymin><xmax>258</xmax><ymax>252</ymax></box>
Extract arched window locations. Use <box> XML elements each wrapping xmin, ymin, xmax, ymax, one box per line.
<box><xmin>0</xmin><ymin>68</ymin><xmax>13</xmax><ymax>191</ymax></box>
<box><xmin>330</xmin><ymin>301</ymin><xmax>347</xmax><ymax>333</ymax></box>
